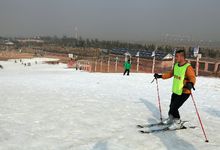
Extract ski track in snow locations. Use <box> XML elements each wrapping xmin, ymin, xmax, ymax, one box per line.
<box><xmin>0</xmin><ymin>58</ymin><xmax>220</xmax><ymax>150</ymax></box>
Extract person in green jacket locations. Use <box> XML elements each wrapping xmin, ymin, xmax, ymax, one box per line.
<box><xmin>123</xmin><ymin>59</ymin><xmax>131</xmax><ymax>76</ymax></box>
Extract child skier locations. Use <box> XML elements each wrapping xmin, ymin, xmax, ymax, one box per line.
<box><xmin>123</xmin><ymin>59</ymin><xmax>131</xmax><ymax>76</ymax></box>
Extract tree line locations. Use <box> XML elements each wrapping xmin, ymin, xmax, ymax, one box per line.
<box><xmin>0</xmin><ymin>36</ymin><xmax>219</xmax><ymax>59</ymax></box>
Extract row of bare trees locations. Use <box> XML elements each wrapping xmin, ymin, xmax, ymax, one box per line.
<box><xmin>0</xmin><ymin>36</ymin><xmax>220</xmax><ymax>59</ymax></box>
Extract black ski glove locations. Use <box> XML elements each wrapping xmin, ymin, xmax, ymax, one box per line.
<box><xmin>184</xmin><ymin>82</ymin><xmax>195</xmax><ymax>90</ymax></box>
<box><xmin>154</xmin><ymin>73</ymin><xmax>162</xmax><ymax>79</ymax></box>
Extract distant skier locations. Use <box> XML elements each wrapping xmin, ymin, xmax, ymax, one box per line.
<box><xmin>154</xmin><ymin>50</ymin><xmax>196</xmax><ymax>130</ymax></box>
<box><xmin>123</xmin><ymin>59</ymin><xmax>131</xmax><ymax>76</ymax></box>
<box><xmin>0</xmin><ymin>64</ymin><xmax>3</xmax><ymax>69</ymax></box>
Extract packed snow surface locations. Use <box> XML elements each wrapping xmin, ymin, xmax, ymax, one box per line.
<box><xmin>0</xmin><ymin>58</ymin><xmax>220</xmax><ymax>150</ymax></box>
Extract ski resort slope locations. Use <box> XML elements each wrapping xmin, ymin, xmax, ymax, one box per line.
<box><xmin>0</xmin><ymin>59</ymin><xmax>220</xmax><ymax>150</ymax></box>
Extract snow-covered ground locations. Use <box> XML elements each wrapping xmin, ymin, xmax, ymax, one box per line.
<box><xmin>0</xmin><ymin>58</ymin><xmax>220</xmax><ymax>150</ymax></box>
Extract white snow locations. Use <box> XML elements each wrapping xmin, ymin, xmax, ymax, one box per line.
<box><xmin>0</xmin><ymin>58</ymin><xmax>220</xmax><ymax>150</ymax></box>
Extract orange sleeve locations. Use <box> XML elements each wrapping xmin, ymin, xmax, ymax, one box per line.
<box><xmin>183</xmin><ymin>65</ymin><xmax>196</xmax><ymax>94</ymax></box>
<box><xmin>162</xmin><ymin>70</ymin><xmax>173</xmax><ymax>79</ymax></box>
<box><xmin>185</xmin><ymin>66</ymin><xmax>196</xmax><ymax>85</ymax></box>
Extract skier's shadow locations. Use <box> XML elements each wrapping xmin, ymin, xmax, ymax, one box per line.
<box><xmin>205</xmin><ymin>107</ymin><xmax>220</xmax><ymax>118</ymax></box>
<box><xmin>92</xmin><ymin>140</ymin><xmax>108</xmax><ymax>150</ymax></box>
<box><xmin>139</xmin><ymin>98</ymin><xmax>196</xmax><ymax>150</ymax></box>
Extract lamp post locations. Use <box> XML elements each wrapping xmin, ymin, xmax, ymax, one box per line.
<box><xmin>95</xmin><ymin>60</ymin><xmax>97</xmax><ymax>72</ymax></box>
<box><xmin>151</xmin><ymin>47</ymin><xmax>157</xmax><ymax>73</ymax></box>
<box><xmin>100</xmin><ymin>57</ymin><xmax>103</xmax><ymax>72</ymax></box>
<box><xmin>194</xmin><ymin>46</ymin><xmax>200</xmax><ymax>76</ymax></box>
<box><xmin>172</xmin><ymin>48</ymin><xmax>177</xmax><ymax>69</ymax></box>
<box><xmin>115</xmin><ymin>57</ymin><xmax>118</xmax><ymax>72</ymax></box>
<box><xmin>136</xmin><ymin>51</ymin><xmax>140</xmax><ymax>72</ymax></box>
<box><xmin>107</xmin><ymin>57</ymin><xmax>110</xmax><ymax>73</ymax></box>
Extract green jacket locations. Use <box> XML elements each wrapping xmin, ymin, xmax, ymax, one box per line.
<box><xmin>124</xmin><ymin>61</ymin><xmax>131</xmax><ymax>70</ymax></box>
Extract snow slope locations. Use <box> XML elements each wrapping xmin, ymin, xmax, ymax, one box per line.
<box><xmin>0</xmin><ymin>58</ymin><xmax>220</xmax><ymax>150</ymax></box>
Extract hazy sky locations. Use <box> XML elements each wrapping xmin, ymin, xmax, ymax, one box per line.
<box><xmin>0</xmin><ymin>0</ymin><xmax>220</xmax><ymax>41</ymax></box>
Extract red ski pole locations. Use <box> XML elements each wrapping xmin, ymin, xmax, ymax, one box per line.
<box><xmin>191</xmin><ymin>93</ymin><xmax>209</xmax><ymax>143</ymax></box>
<box><xmin>155</xmin><ymin>78</ymin><xmax>163</xmax><ymax>122</ymax></box>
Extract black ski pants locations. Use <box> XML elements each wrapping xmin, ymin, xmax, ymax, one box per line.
<box><xmin>123</xmin><ymin>69</ymin><xmax>130</xmax><ymax>76</ymax></box>
<box><xmin>168</xmin><ymin>93</ymin><xmax>190</xmax><ymax>119</ymax></box>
